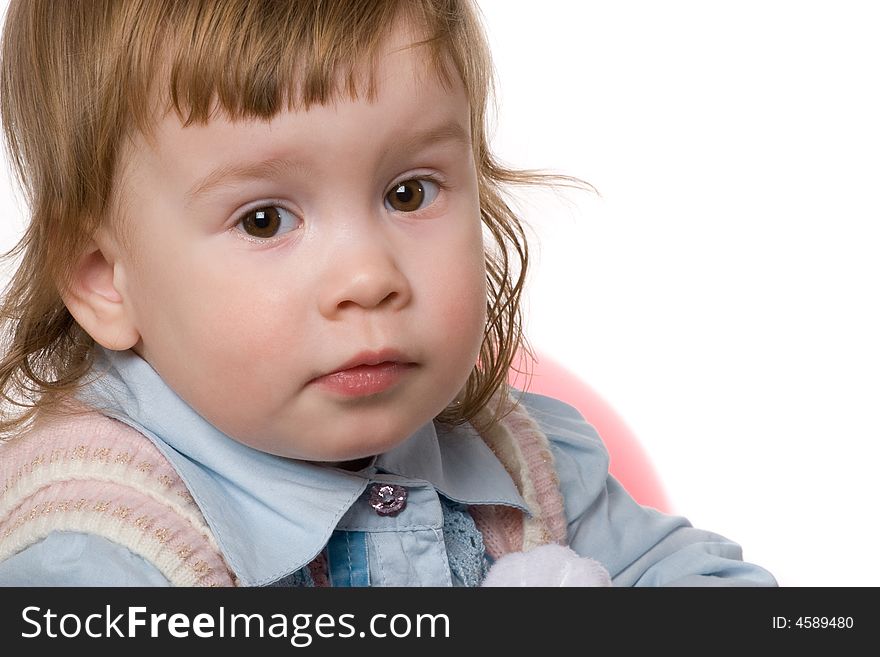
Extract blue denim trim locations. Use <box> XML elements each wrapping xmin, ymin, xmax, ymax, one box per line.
<box><xmin>327</xmin><ymin>530</ymin><xmax>370</xmax><ymax>587</ymax></box>
<box><xmin>263</xmin><ymin>565</ymin><xmax>314</xmax><ymax>587</ymax></box>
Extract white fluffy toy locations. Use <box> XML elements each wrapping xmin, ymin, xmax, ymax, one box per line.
<box><xmin>481</xmin><ymin>543</ymin><xmax>612</xmax><ymax>587</ymax></box>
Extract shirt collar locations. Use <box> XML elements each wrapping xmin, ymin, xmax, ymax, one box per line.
<box><xmin>77</xmin><ymin>347</ymin><xmax>525</xmax><ymax>586</ymax></box>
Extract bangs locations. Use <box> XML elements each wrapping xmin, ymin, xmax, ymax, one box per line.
<box><xmin>119</xmin><ymin>0</ymin><xmax>462</xmax><ymax>137</ymax></box>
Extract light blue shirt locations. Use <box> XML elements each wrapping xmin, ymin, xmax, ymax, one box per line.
<box><xmin>0</xmin><ymin>347</ymin><xmax>776</xmax><ymax>587</ymax></box>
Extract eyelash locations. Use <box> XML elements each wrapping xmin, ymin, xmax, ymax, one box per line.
<box><xmin>229</xmin><ymin>173</ymin><xmax>448</xmax><ymax>245</ymax></box>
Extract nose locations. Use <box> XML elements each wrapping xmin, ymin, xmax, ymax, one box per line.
<box><xmin>317</xmin><ymin>234</ymin><xmax>412</xmax><ymax>319</ymax></box>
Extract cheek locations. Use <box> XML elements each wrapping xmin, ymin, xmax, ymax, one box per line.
<box><xmin>413</xmin><ymin>216</ymin><xmax>488</xmax><ymax>352</ymax></box>
<box><xmin>127</xmin><ymin>245</ymin><xmax>307</xmax><ymax>380</ymax></box>
<box><xmin>442</xmin><ymin>241</ymin><xmax>485</xmax><ymax>318</ymax></box>
<box><xmin>128</xmin><ymin>253</ymin><xmax>316</xmax><ymax>440</ymax></box>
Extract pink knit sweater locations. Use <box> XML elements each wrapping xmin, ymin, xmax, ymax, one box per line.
<box><xmin>0</xmin><ymin>394</ymin><xmax>569</xmax><ymax>586</ymax></box>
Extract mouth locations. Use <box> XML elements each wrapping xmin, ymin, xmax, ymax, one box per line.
<box><xmin>309</xmin><ymin>349</ymin><xmax>417</xmax><ymax>398</ymax></box>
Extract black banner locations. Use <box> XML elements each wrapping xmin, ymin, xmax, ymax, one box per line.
<box><xmin>0</xmin><ymin>587</ymin><xmax>866</xmax><ymax>653</ymax></box>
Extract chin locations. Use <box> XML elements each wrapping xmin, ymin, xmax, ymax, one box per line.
<box><xmin>249</xmin><ymin>421</ymin><xmax>416</xmax><ymax>462</ymax></box>
<box><xmin>325</xmin><ymin>415</ymin><xmax>423</xmax><ymax>461</ymax></box>
<box><xmin>329</xmin><ymin>432</ymin><xmax>410</xmax><ymax>461</ymax></box>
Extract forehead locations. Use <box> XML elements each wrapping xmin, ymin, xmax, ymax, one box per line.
<box><xmin>116</xmin><ymin>23</ymin><xmax>470</xmax><ymax>200</ymax></box>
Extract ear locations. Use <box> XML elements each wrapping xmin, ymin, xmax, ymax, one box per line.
<box><xmin>60</xmin><ymin>237</ymin><xmax>141</xmax><ymax>351</ymax></box>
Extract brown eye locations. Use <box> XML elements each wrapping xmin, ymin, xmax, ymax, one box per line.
<box><xmin>238</xmin><ymin>206</ymin><xmax>296</xmax><ymax>239</ymax></box>
<box><xmin>385</xmin><ymin>178</ymin><xmax>439</xmax><ymax>213</ymax></box>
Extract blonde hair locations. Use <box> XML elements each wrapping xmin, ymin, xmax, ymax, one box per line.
<box><xmin>0</xmin><ymin>0</ymin><xmax>586</xmax><ymax>438</ymax></box>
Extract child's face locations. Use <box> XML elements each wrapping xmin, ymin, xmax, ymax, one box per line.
<box><xmin>103</xmin><ymin>26</ymin><xmax>487</xmax><ymax>461</ymax></box>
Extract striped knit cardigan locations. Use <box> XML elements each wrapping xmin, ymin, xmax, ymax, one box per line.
<box><xmin>0</xmin><ymin>394</ymin><xmax>570</xmax><ymax>587</ymax></box>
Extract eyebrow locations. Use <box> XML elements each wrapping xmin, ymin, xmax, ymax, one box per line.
<box><xmin>183</xmin><ymin>119</ymin><xmax>472</xmax><ymax>205</ymax></box>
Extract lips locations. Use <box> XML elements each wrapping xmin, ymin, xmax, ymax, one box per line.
<box><xmin>331</xmin><ymin>348</ymin><xmax>412</xmax><ymax>373</ymax></box>
<box><xmin>309</xmin><ymin>349</ymin><xmax>416</xmax><ymax>398</ymax></box>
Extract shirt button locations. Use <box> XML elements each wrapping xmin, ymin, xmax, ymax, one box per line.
<box><xmin>368</xmin><ymin>483</ymin><xmax>407</xmax><ymax>516</ymax></box>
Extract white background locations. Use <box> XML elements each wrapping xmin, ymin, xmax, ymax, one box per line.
<box><xmin>476</xmin><ymin>0</ymin><xmax>880</xmax><ymax>587</ymax></box>
<box><xmin>2</xmin><ymin>1</ymin><xmax>878</xmax><ymax>586</ymax></box>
